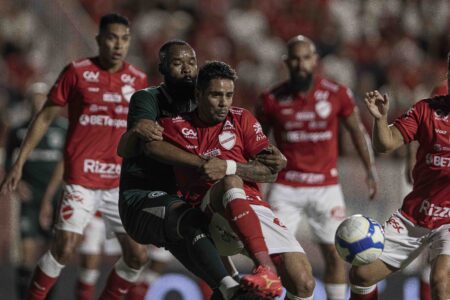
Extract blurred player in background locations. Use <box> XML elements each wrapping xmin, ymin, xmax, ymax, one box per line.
<box><xmin>349</xmin><ymin>58</ymin><xmax>450</xmax><ymax>299</ymax></box>
<box><xmin>256</xmin><ymin>35</ymin><xmax>378</xmax><ymax>300</ymax></box>
<box><xmin>0</xmin><ymin>13</ymin><xmax>153</xmax><ymax>300</ymax></box>
<box><xmin>4</xmin><ymin>82</ymin><xmax>67</xmax><ymax>300</ymax></box>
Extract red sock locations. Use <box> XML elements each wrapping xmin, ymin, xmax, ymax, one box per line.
<box><xmin>420</xmin><ymin>280</ymin><xmax>431</xmax><ymax>300</ymax></box>
<box><xmin>198</xmin><ymin>279</ymin><xmax>213</xmax><ymax>300</ymax></box>
<box><xmin>26</xmin><ymin>266</ymin><xmax>58</xmax><ymax>300</ymax></box>
<box><xmin>98</xmin><ymin>269</ymin><xmax>135</xmax><ymax>300</ymax></box>
<box><xmin>226</xmin><ymin>199</ymin><xmax>268</xmax><ymax>255</ymax></box>
<box><xmin>350</xmin><ymin>286</ymin><xmax>378</xmax><ymax>300</ymax></box>
<box><xmin>76</xmin><ymin>281</ymin><xmax>96</xmax><ymax>300</ymax></box>
<box><xmin>124</xmin><ymin>282</ymin><xmax>149</xmax><ymax>300</ymax></box>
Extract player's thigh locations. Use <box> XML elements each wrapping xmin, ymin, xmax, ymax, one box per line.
<box><xmin>54</xmin><ymin>184</ymin><xmax>98</xmax><ymax>235</ymax></box>
<box><xmin>119</xmin><ymin>190</ymin><xmax>183</xmax><ymax>247</ymax></box>
<box><xmin>277</xmin><ymin>252</ymin><xmax>315</xmax><ymax>295</ymax></box>
<box><xmin>430</xmin><ymin>255</ymin><xmax>450</xmax><ymax>287</ymax></box>
<box><xmin>79</xmin><ymin>214</ymin><xmax>106</xmax><ymax>256</ymax></box>
<box><xmin>307</xmin><ymin>185</ymin><xmax>346</xmax><ymax>244</ymax></box>
<box><xmin>266</xmin><ymin>183</ymin><xmax>306</xmax><ymax>234</ymax></box>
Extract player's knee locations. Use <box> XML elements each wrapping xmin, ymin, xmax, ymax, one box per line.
<box><xmin>52</xmin><ymin>232</ymin><xmax>81</xmax><ymax>263</ymax></box>
<box><xmin>291</xmin><ymin>271</ymin><xmax>315</xmax><ymax>296</ymax></box>
<box><xmin>168</xmin><ymin>205</ymin><xmax>207</xmax><ymax>241</ymax></box>
<box><xmin>123</xmin><ymin>250</ymin><xmax>149</xmax><ymax>269</ymax></box>
<box><xmin>222</xmin><ymin>175</ymin><xmax>243</xmax><ymax>189</ymax></box>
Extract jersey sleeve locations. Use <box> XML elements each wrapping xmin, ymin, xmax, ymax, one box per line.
<box><xmin>241</xmin><ymin>110</ymin><xmax>270</xmax><ymax>158</ymax></box>
<box><xmin>160</xmin><ymin>117</ymin><xmax>180</xmax><ymax>145</ymax></box>
<box><xmin>393</xmin><ymin>101</ymin><xmax>423</xmax><ymax>143</ymax></box>
<box><xmin>47</xmin><ymin>64</ymin><xmax>78</xmax><ymax>106</ymax></box>
<box><xmin>338</xmin><ymin>87</ymin><xmax>356</xmax><ymax>118</ymax></box>
<box><xmin>127</xmin><ymin>90</ymin><xmax>159</xmax><ymax>129</ymax></box>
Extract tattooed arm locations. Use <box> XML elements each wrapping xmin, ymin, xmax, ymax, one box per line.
<box><xmin>236</xmin><ymin>159</ymin><xmax>278</xmax><ymax>183</ymax></box>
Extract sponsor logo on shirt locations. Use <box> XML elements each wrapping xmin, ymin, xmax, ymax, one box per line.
<box><xmin>425</xmin><ymin>153</ymin><xmax>450</xmax><ymax>167</ymax></box>
<box><xmin>285</xmin><ymin>130</ymin><xmax>332</xmax><ymax>142</ymax></box>
<box><xmin>281</xmin><ymin>108</ymin><xmax>293</xmax><ymax>115</ymax></box>
<box><xmin>182</xmin><ymin>128</ymin><xmax>198</xmax><ymax>139</ymax></box>
<box><xmin>386</xmin><ymin>216</ymin><xmax>404</xmax><ymax>233</ymax></box>
<box><xmin>83</xmin><ymin>71</ymin><xmax>99</xmax><ymax>82</ymax></box>
<box><xmin>201</xmin><ymin>148</ymin><xmax>221</xmax><ymax>158</ymax></box>
<box><xmin>253</xmin><ymin>122</ymin><xmax>263</xmax><ymax>135</ymax></box>
<box><xmin>79</xmin><ymin>114</ymin><xmax>127</xmax><ymax>128</ymax></box>
<box><xmin>419</xmin><ymin>199</ymin><xmax>450</xmax><ymax>218</ymax></box>
<box><xmin>172</xmin><ymin>116</ymin><xmax>184</xmax><ymax>123</ymax></box>
<box><xmin>432</xmin><ymin>144</ymin><xmax>450</xmax><ymax>152</ymax></box>
<box><xmin>89</xmin><ymin>104</ymin><xmax>108</xmax><ymax>112</ymax></box>
<box><xmin>284</xmin><ymin>121</ymin><xmax>304</xmax><ymax>130</ymax></box>
<box><xmin>114</xmin><ymin>105</ymin><xmax>129</xmax><ymax>115</ymax></box>
<box><xmin>314</xmin><ymin>90</ymin><xmax>330</xmax><ymax>102</ymax></box>
<box><xmin>434</xmin><ymin>109</ymin><xmax>449</xmax><ymax>122</ymax></box>
<box><xmin>284</xmin><ymin>171</ymin><xmax>325</xmax><ymax>184</ymax></box>
<box><xmin>120</xmin><ymin>74</ymin><xmax>136</xmax><ymax>85</ymax></box>
<box><xmin>103</xmin><ymin>93</ymin><xmax>122</xmax><ymax>103</ymax></box>
<box><xmin>88</xmin><ymin>87</ymin><xmax>99</xmax><ymax>92</ymax></box>
<box><xmin>83</xmin><ymin>159</ymin><xmax>121</xmax><ymax>176</ymax></box>
<box><xmin>219</xmin><ymin>131</ymin><xmax>236</xmax><ymax>150</ymax></box>
<box><xmin>435</xmin><ymin>129</ymin><xmax>447</xmax><ymax>134</ymax></box>
<box><xmin>295</xmin><ymin>112</ymin><xmax>315</xmax><ymax>121</ymax></box>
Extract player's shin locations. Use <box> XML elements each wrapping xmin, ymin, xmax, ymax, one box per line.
<box><xmin>76</xmin><ymin>268</ymin><xmax>100</xmax><ymax>300</ymax></box>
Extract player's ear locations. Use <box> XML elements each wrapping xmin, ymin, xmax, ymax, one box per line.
<box><xmin>158</xmin><ymin>63</ymin><xmax>166</xmax><ymax>76</ymax></box>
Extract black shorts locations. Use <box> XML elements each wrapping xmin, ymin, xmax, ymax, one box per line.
<box><xmin>119</xmin><ymin>189</ymin><xmax>184</xmax><ymax>247</ymax></box>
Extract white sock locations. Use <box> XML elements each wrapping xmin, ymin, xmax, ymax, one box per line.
<box><xmin>286</xmin><ymin>290</ymin><xmax>314</xmax><ymax>299</ymax></box>
<box><xmin>38</xmin><ymin>251</ymin><xmax>65</xmax><ymax>278</ymax></box>
<box><xmin>139</xmin><ymin>269</ymin><xmax>160</xmax><ymax>284</ymax></box>
<box><xmin>421</xmin><ymin>265</ymin><xmax>431</xmax><ymax>283</ymax></box>
<box><xmin>114</xmin><ymin>257</ymin><xmax>146</xmax><ymax>283</ymax></box>
<box><xmin>78</xmin><ymin>268</ymin><xmax>100</xmax><ymax>285</ymax></box>
<box><xmin>218</xmin><ymin>276</ymin><xmax>239</xmax><ymax>300</ymax></box>
<box><xmin>325</xmin><ymin>283</ymin><xmax>347</xmax><ymax>300</ymax></box>
<box><xmin>351</xmin><ymin>284</ymin><xmax>377</xmax><ymax>295</ymax></box>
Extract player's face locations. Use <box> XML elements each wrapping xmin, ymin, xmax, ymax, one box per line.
<box><xmin>164</xmin><ymin>45</ymin><xmax>197</xmax><ymax>88</ymax></box>
<box><xmin>96</xmin><ymin>23</ymin><xmax>131</xmax><ymax>68</ymax></box>
<box><xmin>285</xmin><ymin>42</ymin><xmax>318</xmax><ymax>86</ymax></box>
<box><xmin>197</xmin><ymin>79</ymin><xmax>234</xmax><ymax>124</ymax></box>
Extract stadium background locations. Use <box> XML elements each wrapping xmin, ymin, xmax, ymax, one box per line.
<box><xmin>0</xmin><ymin>0</ymin><xmax>448</xmax><ymax>299</ymax></box>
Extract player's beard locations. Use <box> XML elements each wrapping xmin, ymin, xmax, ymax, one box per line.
<box><xmin>165</xmin><ymin>76</ymin><xmax>196</xmax><ymax>103</ymax></box>
<box><xmin>290</xmin><ymin>73</ymin><xmax>313</xmax><ymax>93</ymax></box>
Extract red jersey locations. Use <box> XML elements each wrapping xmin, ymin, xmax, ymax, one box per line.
<box><xmin>48</xmin><ymin>57</ymin><xmax>148</xmax><ymax>189</ymax></box>
<box><xmin>394</xmin><ymin>96</ymin><xmax>450</xmax><ymax>229</ymax></box>
<box><xmin>431</xmin><ymin>82</ymin><xmax>448</xmax><ymax>97</ymax></box>
<box><xmin>160</xmin><ymin>107</ymin><xmax>270</xmax><ymax>207</ymax></box>
<box><xmin>259</xmin><ymin>76</ymin><xmax>356</xmax><ymax>187</ymax></box>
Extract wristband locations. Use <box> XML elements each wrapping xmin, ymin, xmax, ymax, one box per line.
<box><xmin>225</xmin><ymin>160</ymin><xmax>237</xmax><ymax>175</ymax></box>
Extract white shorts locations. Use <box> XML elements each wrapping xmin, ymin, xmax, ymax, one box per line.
<box><xmin>267</xmin><ymin>183</ymin><xmax>346</xmax><ymax>244</ymax></box>
<box><xmin>55</xmin><ymin>184</ymin><xmax>125</xmax><ymax>238</ymax></box>
<box><xmin>78</xmin><ymin>214</ymin><xmax>121</xmax><ymax>256</ymax></box>
<box><xmin>201</xmin><ymin>189</ymin><xmax>304</xmax><ymax>256</ymax></box>
<box><xmin>379</xmin><ymin>210</ymin><xmax>450</xmax><ymax>269</ymax></box>
<box><xmin>148</xmin><ymin>245</ymin><xmax>173</xmax><ymax>263</ymax></box>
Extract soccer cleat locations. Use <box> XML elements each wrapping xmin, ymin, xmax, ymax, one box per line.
<box><xmin>240</xmin><ymin>265</ymin><xmax>282</xmax><ymax>299</ymax></box>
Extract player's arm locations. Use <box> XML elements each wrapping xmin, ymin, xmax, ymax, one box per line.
<box><xmin>117</xmin><ymin>119</ymin><xmax>163</xmax><ymax>158</ymax></box>
<box><xmin>364</xmin><ymin>90</ymin><xmax>405</xmax><ymax>153</ymax></box>
<box><xmin>342</xmin><ymin>109</ymin><xmax>378</xmax><ymax>198</ymax></box>
<box><xmin>0</xmin><ymin>100</ymin><xmax>61</xmax><ymax>193</ymax></box>
<box><xmin>39</xmin><ymin>159</ymin><xmax>63</xmax><ymax>230</ymax></box>
<box><xmin>143</xmin><ymin>140</ymin><xmax>206</xmax><ymax>169</ymax></box>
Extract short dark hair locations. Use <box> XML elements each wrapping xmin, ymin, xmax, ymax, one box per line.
<box><xmin>159</xmin><ymin>39</ymin><xmax>191</xmax><ymax>64</ymax></box>
<box><xmin>197</xmin><ymin>61</ymin><xmax>237</xmax><ymax>91</ymax></box>
<box><xmin>99</xmin><ymin>13</ymin><xmax>130</xmax><ymax>32</ymax></box>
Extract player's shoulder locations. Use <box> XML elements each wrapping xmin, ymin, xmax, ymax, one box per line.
<box><xmin>131</xmin><ymin>85</ymin><xmax>161</xmax><ymax>101</ymax></box>
<box><xmin>262</xmin><ymin>81</ymin><xmax>291</xmax><ymax>102</ymax></box>
<box><xmin>229</xmin><ymin>106</ymin><xmax>257</xmax><ymax>123</ymax></box>
<box><xmin>123</xmin><ymin>62</ymin><xmax>147</xmax><ymax>79</ymax></box>
<box><xmin>160</xmin><ymin>112</ymin><xmax>192</xmax><ymax>126</ymax></box>
<box><xmin>317</xmin><ymin>76</ymin><xmax>349</xmax><ymax>94</ymax></box>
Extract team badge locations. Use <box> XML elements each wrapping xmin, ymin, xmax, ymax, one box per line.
<box><xmin>219</xmin><ymin>131</ymin><xmax>236</xmax><ymax>150</ymax></box>
<box><xmin>121</xmin><ymin>85</ymin><xmax>135</xmax><ymax>102</ymax></box>
<box><xmin>315</xmin><ymin>101</ymin><xmax>331</xmax><ymax>119</ymax></box>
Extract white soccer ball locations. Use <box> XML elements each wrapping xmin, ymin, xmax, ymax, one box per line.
<box><xmin>208</xmin><ymin>213</ymin><xmax>244</xmax><ymax>256</ymax></box>
<box><xmin>335</xmin><ymin>214</ymin><xmax>385</xmax><ymax>266</ymax></box>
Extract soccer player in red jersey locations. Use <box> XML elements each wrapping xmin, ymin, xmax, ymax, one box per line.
<box><xmin>403</xmin><ymin>80</ymin><xmax>448</xmax><ymax>300</ymax></box>
<box><xmin>0</xmin><ymin>13</ymin><xmax>151</xmax><ymax>300</ymax></box>
<box><xmin>157</xmin><ymin>61</ymin><xmax>316</xmax><ymax>300</ymax></box>
<box><xmin>349</xmin><ymin>58</ymin><xmax>450</xmax><ymax>299</ymax></box>
<box><xmin>256</xmin><ymin>35</ymin><xmax>378</xmax><ymax>300</ymax></box>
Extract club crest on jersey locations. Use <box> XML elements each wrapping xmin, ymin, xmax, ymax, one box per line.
<box><xmin>315</xmin><ymin>101</ymin><xmax>331</xmax><ymax>119</ymax></box>
<box><xmin>219</xmin><ymin>131</ymin><xmax>236</xmax><ymax>150</ymax></box>
<box><xmin>121</xmin><ymin>85</ymin><xmax>135</xmax><ymax>102</ymax></box>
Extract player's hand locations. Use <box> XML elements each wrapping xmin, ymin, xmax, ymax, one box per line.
<box><xmin>366</xmin><ymin>169</ymin><xmax>378</xmax><ymax>200</ymax></box>
<box><xmin>200</xmin><ymin>158</ymin><xmax>227</xmax><ymax>181</ymax></box>
<box><xmin>0</xmin><ymin>163</ymin><xmax>23</xmax><ymax>195</ymax></box>
<box><xmin>364</xmin><ymin>90</ymin><xmax>389</xmax><ymax>120</ymax></box>
<box><xmin>39</xmin><ymin>200</ymin><xmax>54</xmax><ymax>230</ymax></box>
<box><xmin>255</xmin><ymin>145</ymin><xmax>287</xmax><ymax>173</ymax></box>
<box><xmin>132</xmin><ymin>119</ymin><xmax>164</xmax><ymax>141</ymax></box>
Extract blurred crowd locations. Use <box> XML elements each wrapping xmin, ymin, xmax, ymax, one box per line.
<box><xmin>0</xmin><ymin>0</ymin><xmax>449</xmax><ymax>157</ymax></box>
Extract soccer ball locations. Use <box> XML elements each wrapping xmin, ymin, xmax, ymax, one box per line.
<box><xmin>335</xmin><ymin>215</ymin><xmax>385</xmax><ymax>266</ymax></box>
<box><xmin>208</xmin><ymin>213</ymin><xmax>244</xmax><ymax>256</ymax></box>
